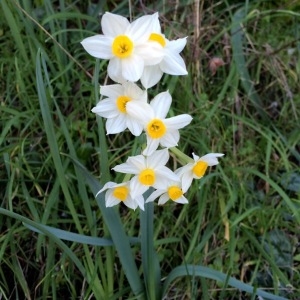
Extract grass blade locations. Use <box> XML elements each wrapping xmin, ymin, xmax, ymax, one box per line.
<box><xmin>162</xmin><ymin>265</ymin><xmax>288</xmax><ymax>300</ymax></box>
<box><xmin>231</xmin><ymin>7</ymin><xmax>268</xmax><ymax>120</ymax></box>
<box><xmin>71</xmin><ymin>157</ymin><xmax>144</xmax><ymax>297</ymax></box>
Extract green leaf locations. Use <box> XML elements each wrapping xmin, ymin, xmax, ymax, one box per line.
<box><xmin>0</xmin><ymin>208</ymin><xmax>86</xmax><ymax>276</ymax></box>
<box><xmin>24</xmin><ymin>223</ymin><xmax>140</xmax><ymax>246</ymax></box>
<box><xmin>71</xmin><ymin>157</ymin><xmax>144</xmax><ymax>297</ymax></box>
<box><xmin>231</xmin><ymin>7</ymin><xmax>268</xmax><ymax>120</ymax></box>
<box><xmin>162</xmin><ymin>265</ymin><xmax>288</xmax><ymax>300</ymax></box>
<box><xmin>140</xmin><ymin>197</ymin><xmax>161</xmax><ymax>300</ymax></box>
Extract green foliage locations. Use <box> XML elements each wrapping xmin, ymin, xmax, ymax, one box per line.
<box><xmin>1</xmin><ymin>0</ymin><xmax>299</xmax><ymax>299</ymax></box>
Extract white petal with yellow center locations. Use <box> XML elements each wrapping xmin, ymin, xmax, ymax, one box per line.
<box><xmin>92</xmin><ymin>82</ymin><xmax>148</xmax><ymax>136</ymax></box>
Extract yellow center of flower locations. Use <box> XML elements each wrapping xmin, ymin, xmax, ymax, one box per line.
<box><xmin>168</xmin><ymin>186</ymin><xmax>183</xmax><ymax>201</ymax></box>
<box><xmin>149</xmin><ymin>33</ymin><xmax>166</xmax><ymax>47</ymax></box>
<box><xmin>112</xmin><ymin>186</ymin><xmax>129</xmax><ymax>201</ymax></box>
<box><xmin>192</xmin><ymin>161</ymin><xmax>208</xmax><ymax>177</ymax></box>
<box><xmin>112</xmin><ymin>35</ymin><xmax>133</xmax><ymax>58</ymax></box>
<box><xmin>139</xmin><ymin>169</ymin><xmax>155</xmax><ymax>185</ymax></box>
<box><xmin>147</xmin><ymin>119</ymin><xmax>166</xmax><ymax>139</ymax></box>
<box><xmin>116</xmin><ymin>95</ymin><xmax>131</xmax><ymax>113</ymax></box>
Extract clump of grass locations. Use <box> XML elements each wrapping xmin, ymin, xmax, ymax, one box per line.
<box><xmin>0</xmin><ymin>0</ymin><xmax>299</xmax><ymax>299</ymax></box>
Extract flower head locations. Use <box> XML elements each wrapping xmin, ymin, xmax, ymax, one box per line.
<box><xmin>176</xmin><ymin>153</ymin><xmax>224</xmax><ymax>192</ymax></box>
<box><xmin>92</xmin><ymin>82</ymin><xmax>148</xmax><ymax>135</ymax></box>
<box><xmin>112</xmin><ymin>149</ymin><xmax>179</xmax><ymax>198</ymax></box>
<box><xmin>127</xmin><ymin>91</ymin><xmax>192</xmax><ymax>156</ymax></box>
<box><xmin>146</xmin><ymin>178</ymin><xmax>188</xmax><ymax>205</ymax></box>
<box><xmin>81</xmin><ymin>12</ymin><xmax>163</xmax><ymax>82</ymax></box>
<box><xmin>140</xmin><ymin>18</ymin><xmax>188</xmax><ymax>88</ymax></box>
<box><xmin>96</xmin><ymin>181</ymin><xmax>144</xmax><ymax>210</ymax></box>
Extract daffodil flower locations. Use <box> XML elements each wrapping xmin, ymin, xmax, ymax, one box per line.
<box><xmin>112</xmin><ymin>149</ymin><xmax>179</xmax><ymax>199</ymax></box>
<box><xmin>146</xmin><ymin>179</ymin><xmax>188</xmax><ymax>205</ymax></box>
<box><xmin>96</xmin><ymin>181</ymin><xmax>144</xmax><ymax>210</ymax></box>
<box><xmin>81</xmin><ymin>12</ymin><xmax>163</xmax><ymax>83</ymax></box>
<box><xmin>127</xmin><ymin>91</ymin><xmax>192</xmax><ymax>156</ymax></box>
<box><xmin>92</xmin><ymin>82</ymin><xmax>149</xmax><ymax>135</ymax></box>
<box><xmin>176</xmin><ymin>153</ymin><xmax>224</xmax><ymax>192</ymax></box>
<box><xmin>140</xmin><ymin>18</ymin><xmax>188</xmax><ymax>88</ymax></box>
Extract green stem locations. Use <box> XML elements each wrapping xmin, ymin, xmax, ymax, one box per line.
<box><xmin>140</xmin><ymin>194</ymin><xmax>161</xmax><ymax>300</ymax></box>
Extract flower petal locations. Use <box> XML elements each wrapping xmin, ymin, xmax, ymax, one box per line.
<box><xmin>147</xmin><ymin>148</ymin><xmax>169</xmax><ymax>168</ymax></box>
<box><xmin>107</xmin><ymin>58</ymin><xmax>124</xmax><ymax>83</ymax></box>
<box><xmin>91</xmin><ymin>99</ymin><xmax>118</xmax><ymax>118</ymax></box>
<box><xmin>122</xmin><ymin>55</ymin><xmax>144</xmax><ymax>82</ymax></box>
<box><xmin>126</xmin><ymin>154</ymin><xmax>146</xmax><ymax>171</ymax></box>
<box><xmin>113</xmin><ymin>155</ymin><xmax>144</xmax><ymax>174</ymax></box>
<box><xmin>181</xmin><ymin>171</ymin><xmax>194</xmax><ymax>192</ymax></box>
<box><xmin>126</xmin><ymin>101</ymin><xmax>153</xmax><ymax>123</ymax></box>
<box><xmin>81</xmin><ymin>35</ymin><xmax>113</xmax><ymax>59</ymax></box>
<box><xmin>96</xmin><ymin>181</ymin><xmax>116</xmax><ymax>197</ymax></box>
<box><xmin>143</xmin><ymin>137</ymin><xmax>160</xmax><ymax>156</ymax></box>
<box><xmin>126</xmin><ymin>117</ymin><xmax>144</xmax><ymax>136</ymax></box>
<box><xmin>167</xmin><ymin>37</ymin><xmax>187</xmax><ymax>53</ymax></box>
<box><xmin>105</xmin><ymin>114</ymin><xmax>127</xmax><ymax>134</ymax></box>
<box><xmin>146</xmin><ymin>189</ymin><xmax>164</xmax><ymax>203</ymax></box>
<box><xmin>174</xmin><ymin>195</ymin><xmax>189</xmax><ymax>204</ymax></box>
<box><xmin>159</xmin><ymin>129</ymin><xmax>179</xmax><ymax>148</ymax></box>
<box><xmin>160</xmin><ymin>49</ymin><xmax>188</xmax><ymax>75</ymax></box>
<box><xmin>134</xmin><ymin>195</ymin><xmax>145</xmax><ymax>210</ymax></box>
<box><xmin>164</xmin><ymin>114</ymin><xmax>192</xmax><ymax>129</ymax></box>
<box><xmin>100</xmin><ymin>84</ymin><xmax>124</xmax><ymax>98</ymax></box>
<box><xmin>141</xmin><ymin>65</ymin><xmax>163</xmax><ymax>89</ymax></box>
<box><xmin>155</xmin><ymin>166</ymin><xmax>180</xmax><ymax>183</ymax></box>
<box><xmin>130</xmin><ymin>176</ymin><xmax>149</xmax><ymax>198</ymax></box>
<box><xmin>158</xmin><ymin>193</ymin><xmax>170</xmax><ymax>205</ymax></box>
<box><xmin>192</xmin><ymin>153</ymin><xmax>200</xmax><ymax>161</ymax></box>
<box><xmin>199</xmin><ymin>153</ymin><xmax>225</xmax><ymax>166</ymax></box>
<box><xmin>135</xmin><ymin>42</ymin><xmax>164</xmax><ymax>65</ymax></box>
<box><xmin>150</xmin><ymin>91</ymin><xmax>172</xmax><ymax>118</ymax></box>
<box><xmin>124</xmin><ymin>197</ymin><xmax>138</xmax><ymax>210</ymax></box>
<box><xmin>127</xmin><ymin>13</ymin><xmax>158</xmax><ymax>42</ymax></box>
<box><xmin>124</xmin><ymin>82</ymin><xmax>146</xmax><ymax>100</ymax></box>
<box><xmin>101</xmin><ymin>12</ymin><xmax>130</xmax><ymax>37</ymax></box>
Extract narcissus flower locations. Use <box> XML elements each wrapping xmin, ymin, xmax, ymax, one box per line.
<box><xmin>146</xmin><ymin>179</ymin><xmax>188</xmax><ymax>205</ymax></box>
<box><xmin>127</xmin><ymin>91</ymin><xmax>192</xmax><ymax>156</ymax></box>
<box><xmin>92</xmin><ymin>82</ymin><xmax>148</xmax><ymax>135</ymax></box>
<box><xmin>112</xmin><ymin>149</ymin><xmax>179</xmax><ymax>198</ymax></box>
<box><xmin>81</xmin><ymin>12</ymin><xmax>163</xmax><ymax>83</ymax></box>
<box><xmin>176</xmin><ymin>153</ymin><xmax>224</xmax><ymax>192</ymax></box>
<box><xmin>140</xmin><ymin>18</ymin><xmax>188</xmax><ymax>88</ymax></box>
<box><xmin>96</xmin><ymin>181</ymin><xmax>144</xmax><ymax>210</ymax></box>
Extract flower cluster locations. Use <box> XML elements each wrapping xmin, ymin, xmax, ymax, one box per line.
<box><xmin>82</xmin><ymin>12</ymin><xmax>224</xmax><ymax>210</ymax></box>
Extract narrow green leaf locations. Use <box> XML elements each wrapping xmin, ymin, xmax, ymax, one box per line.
<box><xmin>35</xmin><ymin>49</ymin><xmax>83</xmax><ymax>233</ymax></box>
<box><xmin>71</xmin><ymin>157</ymin><xmax>144</xmax><ymax>297</ymax></box>
<box><xmin>231</xmin><ymin>8</ymin><xmax>268</xmax><ymax>120</ymax></box>
<box><xmin>162</xmin><ymin>265</ymin><xmax>288</xmax><ymax>300</ymax></box>
<box><xmin>140</xmin><ymin>198</ymin><xmax>161</xmax><ymax>300</ymax></box>
<box><xmin>24</xmin><ymin>223</ymin><xmax>140</xmax><ymax>246</ymax></box>
<box><xmin>1</xmin><ymin>0</ymin><xmax>28</xmax><ymax>61</ymax></box>
<box><xmin>0</xmin><ymin>208</ymin><xmax>86</xmax><ymax>276</ymax></box>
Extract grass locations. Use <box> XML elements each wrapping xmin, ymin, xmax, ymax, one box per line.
<box><xmin>1</xmin><ymin>0</ymin><xmax>300</xmax><ymax>299</ymax></box>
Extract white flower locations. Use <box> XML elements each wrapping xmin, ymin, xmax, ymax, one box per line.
<box><xmin>96</xmin><ymin>181</ymin><xmax>144</xmax><ymax>210</ymax></box>
<box><xmin>146</xmin><ymin>179</ymin><xmax>188</xmax><ymax>205</ymax></box>
<box><xmin>81</xmin><ymin>12</ymin><xmax>163</xmax><ymax>82</ymax></box>
<box><xmin>112</xmin><ymin>149</ymin><xmax>179</xmax><ymax>198</ymax></box>
<box><xmin>127</xmin><ymin>91</ymin><xmax>192</xmax><ymax>156</ymax></box>
<box><xmin>91</xmin><ymin>82</ymin><xmax>149</xmax><ymax>135</ymax></box>
<box><xmin>140</xmin><ymin>18</ymin><xmax>188</xmax><ymax>88</ymax></box>
<box><xmin>176</xmin><ymin>153</ymin><xmax>224</xmax><ymax>192</ymax></box>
